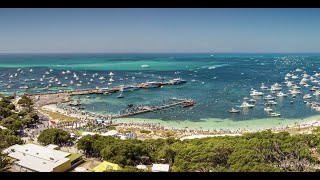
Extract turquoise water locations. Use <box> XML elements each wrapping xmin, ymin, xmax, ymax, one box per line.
<box><xmin>1</xmin><ymin>53</ymin><xmax>320</xmax><ymax>129</ymax></box>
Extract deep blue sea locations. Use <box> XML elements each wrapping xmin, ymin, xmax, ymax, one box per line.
<box><xmin>1</xmin><ymin>53</ymin><xmax>320</xmax><ymax>130</ymax></box>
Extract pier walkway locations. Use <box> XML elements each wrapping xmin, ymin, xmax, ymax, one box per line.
<box><xmin>113</xmin><ymin>98</ymin><xmax>194</xmax><ymax>118</ymax></box>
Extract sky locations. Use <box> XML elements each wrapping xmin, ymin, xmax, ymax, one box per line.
<box><xmin>0</xmin><ymin>8</ymin><xmax>320</xmax><ymax>53</ymax></box>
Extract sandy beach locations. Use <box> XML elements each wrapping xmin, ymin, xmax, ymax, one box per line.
<box><xmin>38</xmin><ymin>103</ymin><xmax>320</xmax><ymax>140</ymax></box>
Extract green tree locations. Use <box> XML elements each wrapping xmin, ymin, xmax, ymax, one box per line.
<box><xmin>38</xmin><ymin>129</ymin><xmax>71</xmax><ymax>146</ymax></box>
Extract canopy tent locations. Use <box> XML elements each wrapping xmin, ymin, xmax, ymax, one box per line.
<box><xmin>92</xmin><ymin>161</ymin><xmax>122</xmax><ymax>172</ymax></box>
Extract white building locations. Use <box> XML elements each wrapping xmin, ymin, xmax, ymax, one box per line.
<box><xmin>152</xmin><ymin>164</ymin><xmax>170</xmax><ymax>172</ymax></box>
<box><xmin>3</xmin><ymin>144</ymin><xmax>81</xmax><ymax>172</ymax></box>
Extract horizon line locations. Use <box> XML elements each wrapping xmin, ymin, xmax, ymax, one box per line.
<box><xmin>1</xmin><ymin>52</ymin><xmax>320</xmax><ymax>54</ymax></box>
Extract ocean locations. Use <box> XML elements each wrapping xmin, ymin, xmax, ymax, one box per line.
<box><xmin>1</xmin><ymin>53</ymin><xmax>320</xmax><ymax>130</ymax></box>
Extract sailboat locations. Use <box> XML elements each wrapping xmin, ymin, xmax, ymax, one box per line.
<box><xmin>117</xmin><ymin>93</ymin><xmax>124</xmax><ymax>98</ymax></box>
<box><xmin>83</xmin><ymin>68</ymin><xmax>87</xmax><ymax>76</ymax></box>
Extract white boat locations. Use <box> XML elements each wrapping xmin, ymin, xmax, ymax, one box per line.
<box><xmin>314</xmin><ymin>73</ymin><xmax>320</xmax><ymax>77</ymax></box>
<box><xmin>313</xmin><ymin>91</ymin><xmax>320</xmax><ymax>96</ymax></box>
<box><xmin>284</xmin><ymin>77</ymin><xmax>289</xmax><ymax>80</ymax></box>
<box><xmin>76</xmin><ymin>77</ymin><xmax>79</xmax><ymax>81</ymax></box>
<box><xmin>169</xmin><ymin>78</ymin><xmax>187</xmax><ymax>85</ymax></box>
<box><xmin>277</xmin><ymin>92</ymin><xmax>288</xmax><ymax>97</ymax></box>
<box><xmin>302</xmin><ymin>73</ymin><xmax>309</xmax><ymax>78</ymax></box>
<box><xmin>263</xmin><ymin>95</ymin><xmax>275</xmax><ymax>100</ymax></box>
<box><xmin>90</xmin><ymin>79</ymin><xmax>93</xmax><ymax>82</ymax></box>
<box><xmin>66</xmin><ymin>70</ymin><xmax>71</xmax><ymax>74</ymax></box>
<box><xmin>243</xmin><ymin>97</ymin><xmax>250</xmax><ymax>100</ymax></box>
<box><xmin>61</xmin><ymin>84</ymin><xmax>67</xmax><ymax>87</ymax></box>
<box><xmin>285</xmin><ymin>73</ymin><xmax>292</xmax><ymax>77</ymax></box>
<box><xmin>250</xmin><ymin>89</ymin><xmax>264</xmax><ymax>96</ymax></box>
<box><xmin>270</xmin><ymin>83</ymin><xmax>282</xmax><ymax>91</ymax></box>
<box><xmin>141</xmin><ymin>65</ymin><xmax>150</xmax><ymax>68</ymax></box>
<box><xmin>264</xmin><ymin>107</ymin><xmax>273</xmax><ymax>112</ymax></box>
<box><xmin>9</xmin><ymin>75</ymin><xmax>13</xmax><ymax>78</ymax></box>
<box><xmin>14</xmin><ymin>73</ymin><xmax>17</xmax><ymax>77</ymax></box>
<box><xmin>295</xmin><ymin>68</ymin><xmax>303</xmax><ymax>72</ymax></box>
<box><xmin>289</xmin><ymin>90</ymin><xmax>301</xmax><ymax>95</ymax></box>
<box><xmin>30</xmin><ymin>69</ymin><xmax>33</xmax><ymax>72</ymax></box>
<box><xmin>117</xmin><ymin>93</ymin><xmax>124</xmax><ymax>98</ymax></box>
<box><xmin>265</xmin><ymin>100</ymin><xmax>277</xmax><ymax>105</ymax></box>
<box><xmin>50</xmin><ymin>69</ymin><xmax>53</xmax><ymax>72</ymax></box>
<box><xmin>304</xmin><ymin>84</ymin><xmax>310</xmax><ymax>87</ymax></box>
<box><xmin>40</xmin><ymin>78</ymin><xmax>43</xmax><ymax>82</ymax></box>
<box><xmin>312</xmin><ymin>80</ymin><xmax>319</xmax><ymax>83</ymax></box>
<box><xmin>109</xmin><ymin>72</ymin><xmax>114</xmax><ymax>76</ymax></box>
<box><xmin>62</xmin><ymin>71</ymin><xmax>66</xmax><ymax>74</ymax></box>
<box><xmin>191</xmin><ymin>79</ymin><xmax>196</xmax><ymax>82</ymax></box>
<box><xmin>19</xmin><ymin>86</ymin><xmax>28</xmax><ymax>89</ymax></box>
<box><xmin>99</xmin><ymin>76</ymin><xmax>105</xmax><ymax>80</ymax></box>
<box><xmin>239</xmin><ymin>102</ymin><xmax>255</xmax><ymax>108</ymax></box>
<box><xmin>119</xmin><ymin>85</ymin><xmax>140</xmax><ymax>92</ymax></box>
<box><xmin>228</xmin><ymin>108</ymin><xmax>240</xmax><ymax>113</ymax></box>
<box><xmin>292</xmin><ymin>75</ymin><xmax>299</xmax><ymax>79</ymax></box>
<box><xmin>109</xmin><ymin>78</ymin><xmax>114</xmax><ymax>82</ymax></box>
<box><xmin>76</xmin><ymin>84</ymin><xmax>81</xmax><ymax>87</ymax></box>
<box><xmin>248</xmin><ymin>99</ymin><xmax>256</xmax><ymax>103</ymax></box>
<box><xmin>70</xmin><ymin>80</ymin><xmax>74</xmax><ymax>84</ymax></box>
<box><xmin>17</xmin><ymin>68</ymin><xmax>21</xmax><ymax>72</ymax></box>
<box><xmin>57</xmin><ymin>81</ymin><xmax>61</xmax><ymax>85</ymax></box>
<box><xmin>55</xmin><ymin>78</ymin><xmax>58</xmax><ymax>82</ymax></box>
<box><xmin>270</xmin><ymin>112</ymin><xmax>281</xmax><ymax>117</ymax></box>
<box><xmin>45</xmin><ymin>71</ymin><xmax>50</xmax><ymax>75</ymax></box>
<box><xmin>303</xmin><ymin>94</ymin><xmax>312</xmax><ymax>99</ymax></box>
<box><xmin>65</xmin><ymin>77</ymin><xmax>68</xmax><ymax>80</ymax></box>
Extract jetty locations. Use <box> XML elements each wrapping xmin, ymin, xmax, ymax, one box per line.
<box><xmin>113</xmin><ymin>98</ymin><xmax>195</xmax><ymax>118</ymax></box>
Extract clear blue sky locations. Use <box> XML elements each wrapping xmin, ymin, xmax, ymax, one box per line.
<box><xmin>1</xmin><ymin>8</ymin><xmax>320</xmax><ymax>53</ymax></box>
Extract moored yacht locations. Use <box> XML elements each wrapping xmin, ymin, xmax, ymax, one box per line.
<box><xmin>260</xmin><ymin>83</ymin><xmax>268</xmax><ymax>89</ymax></box>
<box><xmin>303</xmin><ymin>94</ymin><xmax>312</xmax><ymax>99</ymax></box>
<box><xmin>239</xmin><ymin>102</ymin><xmax>255</xmax><ymax>108</ymax></box>
<box><xmin>263</xmin><ymin>95</ymin><xmax>275</xmax><ymax>100</ymax></box>
<box><xmin>250</xmin><ymin>89</ymin><xmax>264</xmax><ymax>96</ymax></box>
<box><xmin>277</xmin><ymin>92</ymin><xmax>288</xmax><ymax>97</ymax></box>
<box><xmin>228</xmin><ymin>108</ymin><xmax>240</xmax><ymax>113</ymax></box>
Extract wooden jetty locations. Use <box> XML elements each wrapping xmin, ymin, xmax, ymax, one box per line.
<box><xmin>113</xmin><ymin>98</ymin><xmax>195</xmax><ymax>118</ymax></box>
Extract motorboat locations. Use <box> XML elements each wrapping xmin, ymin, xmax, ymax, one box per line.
<box><xmin>30</xmin><ymin>69</ymin><xmax>33</xmax><ymax>72</ymax></box>
<box><xmin>141</xmin><ymin>65</ymin><xmax>150</xmax><ymax>68</ymax></box>
<box><xmin>289</xmin><ymin>90</ymin><xmax>301</xmax><ymax>95</ymax></box>
<box><xmin>40</xmin><ymin>78</ymin><xmax>43</xmax><ymax>82</ymax></box>
<box><xmin>66</xmin><ymin>70</ymin><xmax>71</xmax><ymax>74</ymax></box>
<box><xmin>70</xmin><ymin>80</ymin><xmax>74</xmax><ymax>84</ymax></box>
<box><xmin>99</xmin><ymin>76</ymin><xmax>105</xmax><ymax>80</ymax></box>
<box><xmin>264</xmin><ymin>107</ymin><xmax>273</xmax><ymax>112</ymax></box>
<box><xmin>303</xmin><ymin>94</ymin><xmax>312</xmax><ymax>99</ymax></box>
<box><xmin>183</xmin><ymin>102</ymin><xmax>194</xmax><ymax>108</ymax></box>
<box><xmin>109</xmin><ymin>78</ymin><xmax>114</xmax><ymax>82</ymax></box>
<box><xmin>295</xmin><ymin>68</ymin><xmax>303</xmax><ymax>72</ymax></box>
<box><xmin>313</xmin><ymin>91</ymin><xmax>320</xmax><ymax>96</ymax></box>
<box><xmin>169</xmin><ymin>78</ymin><xmax>187</xmax><ymax>85</ymax></box>
<box><xmin>270</xmin><ymin>83</ymin><xmax>282</xmax><ymax>91</ymax></box>
<box><xmin>228</xmin><ymin>107</ymin><xmax>240</xmax><ymax>113</ymax></box>
<box><xmin>265</xmin><ymin>100</ymin><xmax>277</xmax><ymax>105</ymax></box>
<box><xmin>243</xmin><ymin>97</ymin><xmax>250</xmax><ymax>100</ymax></box>
<box><xmin>239</xmin><ymin>102</ymin><xmax>255</xmax><ymax>108</ymax></box>
<box><xmin>65</xmin><ymin>77</ymin><xmax>68</xmax><ymax>80</ymax></box>
<box><xmin>109</xmin><ymin>72</ymin><xmax>114</xmax><ymax>76</ymax></box>
<box><xmin>291</xmin><ymin>75</ymin><xmax>299</xmax><ymax>79</ymax></box>
<box><xmin>270</xmin><ymin>113</ymin><xmax>281</xmax><ymax>117</ymax></box>
<box><xmin>277</xmin><ymin>92</ymin><xmax>288</xmax><ymax>97</ymax></box>
<box><xmin>248</xmin><ymin>99</ymin><xmax>256</xmax><ymax>103</ymax></box>
<box><xmin>263</xmin><ymin>95</ymin><xmax>275</xmax><ymax>100</ymax></box>
<box><xmin>61</xmin><ymin>84</ymin><xmax>67</xmax><ymax>87</ymax></box>
<box><xmin>260</xmin><ymin>83</ymin><xmax>268</xmax><ymax>90</ymax></box>
<box><xmin>285</xmin><ymin>73</ymin><xmax>292</xmax><ymax>77</ymax></box>
<box><xmin>119</xmin><ymin>85</ymin><xmax>140</xmax><ymax>92</ymax></box>
<box><xmin>250</xmin><ymin>89</ymin><xmax>264</xmax><ymax>96</ymax></box>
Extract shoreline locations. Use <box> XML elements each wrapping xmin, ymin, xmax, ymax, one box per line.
<box><xmin>40</xmin><ymin>104</ymin><xmax>320</xmax><ymax>139</ymax></box>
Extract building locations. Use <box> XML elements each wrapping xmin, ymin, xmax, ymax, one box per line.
<box><xmin>3</xmin><ymin>144</ymin><xmax>82</xmax><ymax>172</ymax></box>
<box><xmin>151</xmin><ymin>164</ymin><xmax>170</xmax><ymax>172</ymax></box>
<box><xmin>92</xmin><ymin>161</ymin><xmax>122</xmax><ymax>172</ymax></box>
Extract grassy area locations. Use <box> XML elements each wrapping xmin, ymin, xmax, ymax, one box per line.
<box><xmin>39</xmin><ymin>107</ymin><xmax>78</xmax><ymax>122</ymax></box>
